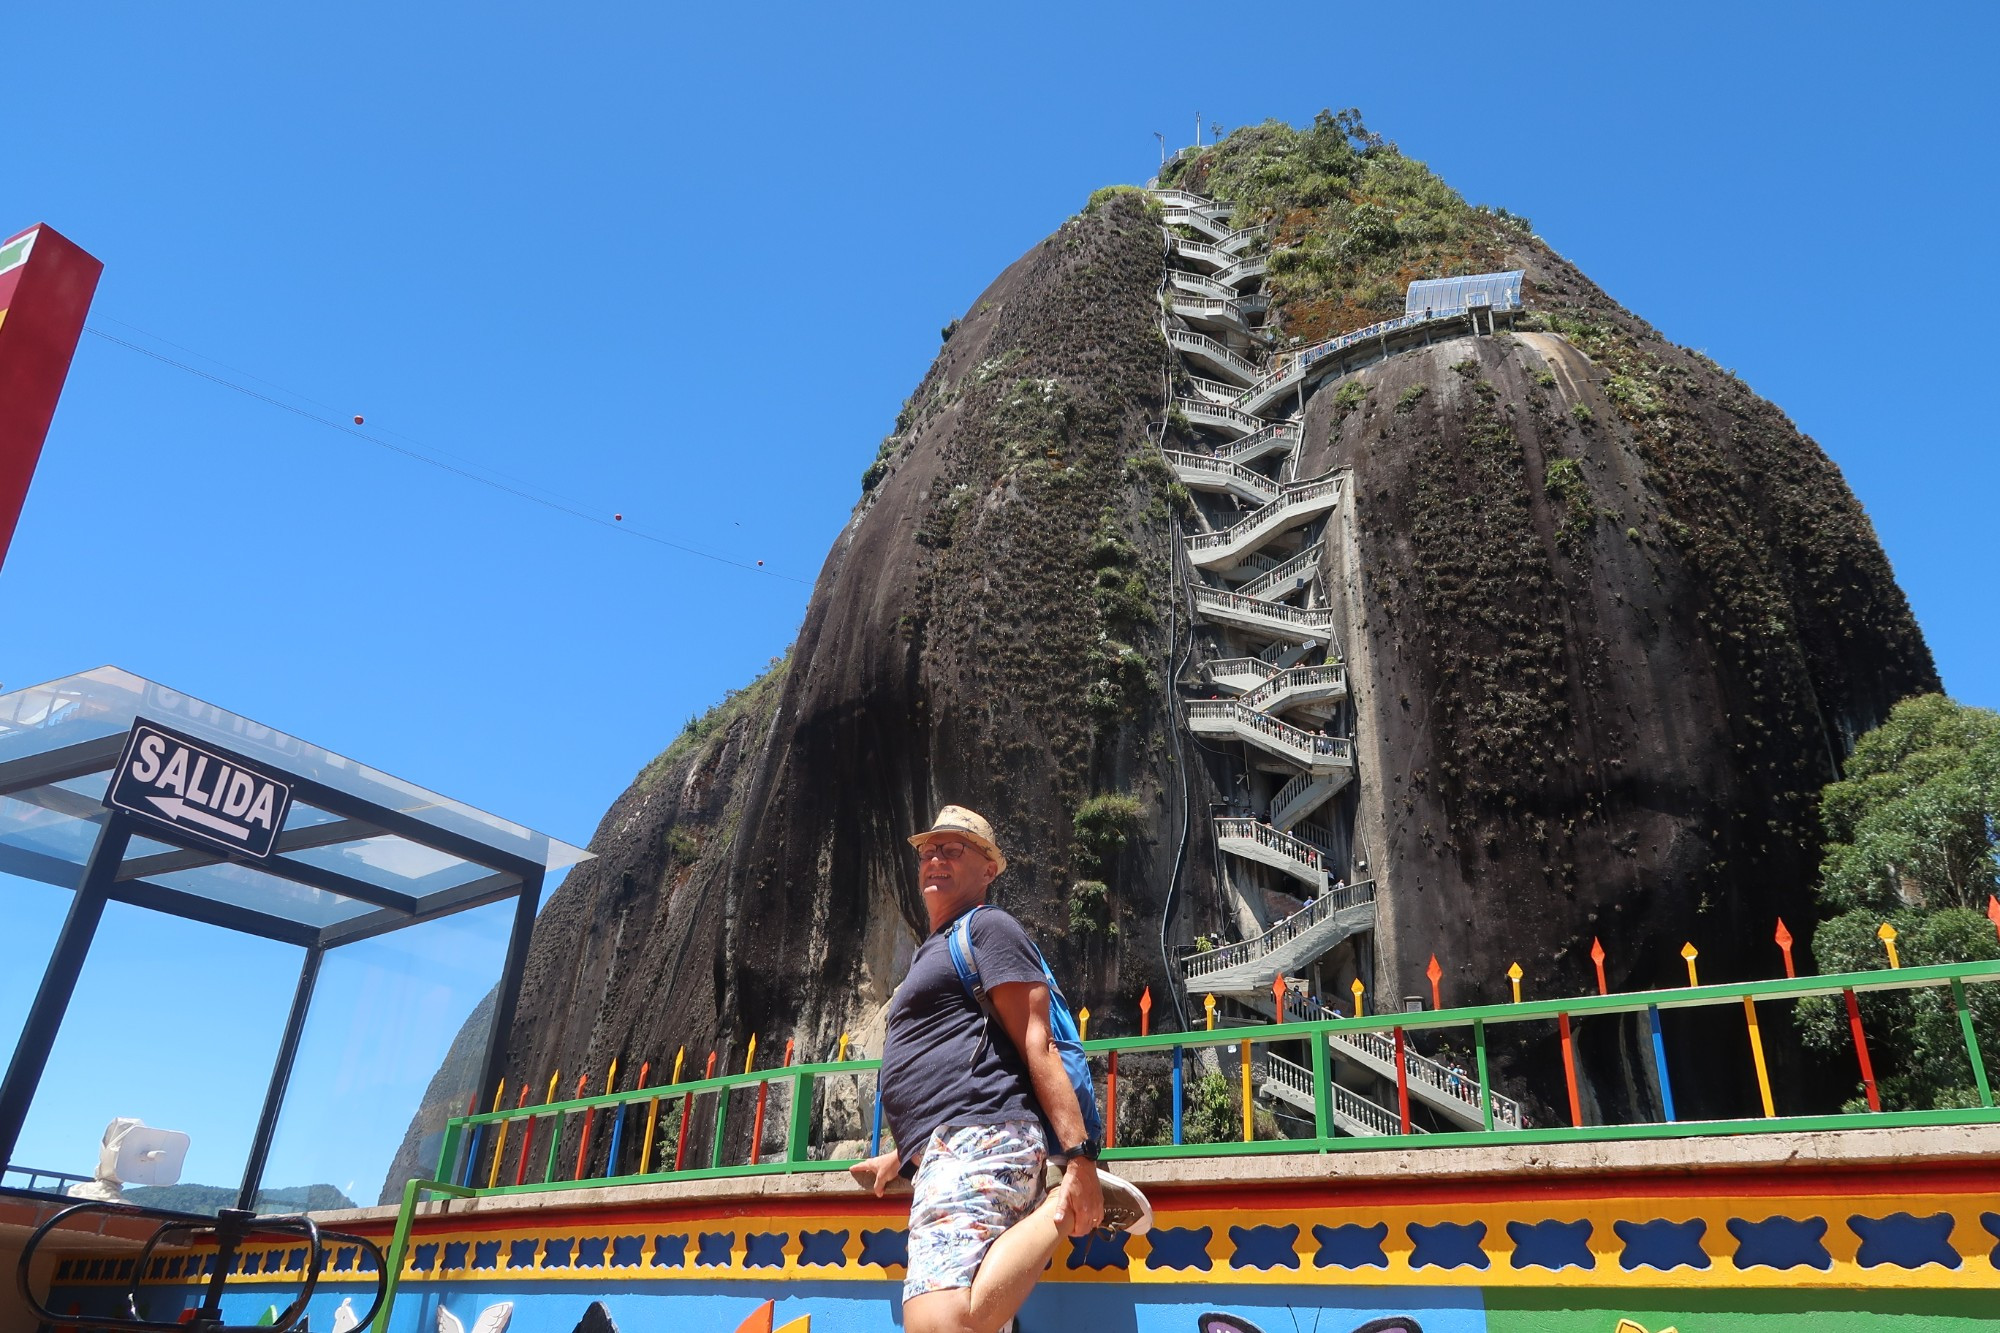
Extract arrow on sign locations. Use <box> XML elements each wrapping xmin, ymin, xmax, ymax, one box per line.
<box><xmin>146</xmin><ymin>795</ymin><xmax>252</xmax><ymax>842</ymax></box>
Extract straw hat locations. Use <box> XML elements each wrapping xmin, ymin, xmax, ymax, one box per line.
<box><xmin>908</xmin><ymin>805</ymin><xmax>1007</xmax><ymax>876</ymax></box>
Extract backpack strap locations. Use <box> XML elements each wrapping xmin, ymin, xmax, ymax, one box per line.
<box><xmin>945</xmin><ymin>904</ymin><xmax>989</xmax><ymax>1004</ymax></box>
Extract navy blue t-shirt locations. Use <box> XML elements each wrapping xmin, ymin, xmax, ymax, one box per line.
<box><xmin>879</xmin><ymin>905</ymin><xmax>1048</xmax><ymax>1156</ymax></box>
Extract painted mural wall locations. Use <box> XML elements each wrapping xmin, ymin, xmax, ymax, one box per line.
<box><xmin>44</xmin><ymin>1162</ymin><xmax>2000</xmax><ymax>1333</ymax></box>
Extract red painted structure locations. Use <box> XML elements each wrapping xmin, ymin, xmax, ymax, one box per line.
<box><xmin>0</xmin><ymin>224</ymin><xmax>102</xmax><ymax>572</ymax></box>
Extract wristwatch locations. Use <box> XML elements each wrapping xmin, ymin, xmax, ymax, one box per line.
<box><xmin>1060</xmin><ymin>1137</ymin><xmax>1102</xmax><ymax>1160</ymax></box>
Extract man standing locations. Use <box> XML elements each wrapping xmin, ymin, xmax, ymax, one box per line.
<box><xmin>851</xmin><ymin>806</ymin><xmax>1150</xmax><ymax>1333</ymax></box>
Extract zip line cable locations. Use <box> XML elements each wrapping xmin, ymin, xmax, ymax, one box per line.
<box><xmin>83</xmin><ymin>325</ymin><xmax>810</xmax><ymax>586</ymax></box>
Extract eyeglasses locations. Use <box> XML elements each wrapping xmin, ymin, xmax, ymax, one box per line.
<box><xmin>916</xmin><ymin>840</ymin><xmax>976</xmax><ymax>862</ymax></box>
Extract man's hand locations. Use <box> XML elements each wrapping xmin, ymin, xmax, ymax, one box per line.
<box><xmin>1049</xmin><ymin>1156</ymin><xmax>1104</xmax><ymax>1236</ymax></box>
<box><xmin>847</xmin><ymin>1150</ymin><xmax>902</xmax><ymax>1196</ymax></box>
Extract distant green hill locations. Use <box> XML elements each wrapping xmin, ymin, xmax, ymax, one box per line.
<box><xmin>122</xmin><ymin>1183</ymin><xmax>357</xmax><ymax>1215</ymax></box>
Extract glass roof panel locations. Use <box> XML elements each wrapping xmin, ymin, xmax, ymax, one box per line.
<box><xmin>0</xmin><ymin>668</ymin><xmax>589</xmax><ymax>874</ymax></box>
<box><xmin>148</xmin><ymin>860</ymin><xmax>386</xmax><ymax>928</ymax></box>
<box><xmin>285</xmin><ymin>835</ymin><xmax>492</xmax><ymax>894</ymax></box>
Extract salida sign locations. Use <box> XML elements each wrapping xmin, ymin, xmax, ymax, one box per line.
<box><xmin>105</xmin><ymin>720</ymin><xmax>294</xmax><ymax>858</ymax></box>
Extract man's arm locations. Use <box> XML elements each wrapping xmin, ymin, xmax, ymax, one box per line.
<box><xmin>988</xmin><ymin>979</ymin><xmax>1103</xmax><ymax>1236</ymax></box>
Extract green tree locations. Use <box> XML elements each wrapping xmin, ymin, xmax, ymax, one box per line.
<box><xmin>1796</xmin><ymin>694</ymin><xmax>2000</xmax><ymax>1108</ymax></box>
<box><xmin>1815</xmin><ymin>694</ymin><xmax>2000</xmax><ymax>914</ymax></box>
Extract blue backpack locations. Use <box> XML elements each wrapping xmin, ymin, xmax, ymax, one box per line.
<box><xmin>945</xmin><ymin>904</ymin><xmax>1104</xmax><ymax>1153</ymax></box>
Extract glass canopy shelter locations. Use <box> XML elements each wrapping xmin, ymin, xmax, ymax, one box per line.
<box><xmin>0</xmin><ymin>666</ymin><xmax>589</xmax><ymax>1208</ymax></box>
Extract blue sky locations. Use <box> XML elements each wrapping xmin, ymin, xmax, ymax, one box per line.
<box><xmin>3</xmin><ymin>1</ymin><xmax>1994</xmax><ymax>1197</ymax></box>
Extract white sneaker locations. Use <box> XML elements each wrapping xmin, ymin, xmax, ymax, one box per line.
<box><xmin>1096</xmin><ymin>1169</ymin><xmax>1153</xmax><ymax>1235</ymax></box>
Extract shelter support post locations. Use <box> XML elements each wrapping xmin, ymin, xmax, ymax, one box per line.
<box><xmin>474</xmin><ymin>869</ymin><xmax>544</xmax><ymax>1125</ymax></box>
<box><xmin>0</xmin><ymin>814</ymin><xmax>132</xmax><ymax>1169</ymax></box>
<box><xmin>237</xmin><ymin>944</ymin><xmax>323</xmax><ymax>1210</ymax></box>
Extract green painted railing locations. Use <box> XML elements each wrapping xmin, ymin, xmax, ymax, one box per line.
<box><xmin>427</xmin><ymin>959</ymin><xmax>2000</xmax><ymax>1200</ymax></box>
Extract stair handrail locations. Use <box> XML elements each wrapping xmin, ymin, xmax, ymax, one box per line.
<box><xmin>1183</xmin><ymin>373</ymin><xmax>1253</xmax><ymax>403</ymax></box>
<box><xmin>1188</xmin><ymin>704</ymin><xmax>1351</xmax><ymax>765</ymax></box>
<box><xmin>1191</xmin><ymin>586</ymin><xmax>1337</xmax><ymax>631</ymax></box>
<box><xmin>1257</xmin><ymin>1050</ymin><xmax>1412</xmax><ymax>1137</ymax></box>
<box><xmin>1216</xmin><ymin>421</ymin><xmax>1299</xmax><ymax>461</ymax></box>
<box><xmin>1236</xmin><ymin>543</ymin><xmax>1326</xmax><ymax>598</ymax></box>
<box><xmin>1240</xmin><ymin>663</ymin><xmax>1348</xmax><ymax>711</ymax></box>
<box><xmin>1205</xmin><ymin>656</ymin><xmax>1279</xmax><ymax>686</ymax></box>
<box><xmin>1176</xmin><ymin>397</ymin><xmax>1265</xmax><ymax>434</ymax></box>
<box><xmin>1182</xmin><ymin>875</ymin><xmax>1376</xmax><ymax>980</ymax></box>
<box><xmin>1164</xmin><ymin>450</ymin><xmax>1279</xmax><ymax>496</ymax></box>
<box><xmin>1165</xmin><ymin>328</ymin><xmax>1261</xmax><ymax>381</ymax></box>
<box><xmin>1184</xmin><ymin>476</ymin><xmax>1342</xmax><ymax>554</ymax></box>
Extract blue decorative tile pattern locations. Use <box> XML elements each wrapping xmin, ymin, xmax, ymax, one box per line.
<box><xmin>1408</xmin><ymin>1221</ymin><xmax>1489</xmax><ymax>1270</ymax></box>
<box><xmin>472</xmin><ymin>1240</ymin><xmax>501</xmax><ymax>1270</ymax></box>
<box><xmin>1727</xmin><ymin>1216</ymin><xmax>1831</xmax><ymax>1271</ymax></box>
<box><xmin>576</xmin><ymin>1236</ymin><xmax>608</xmax><ymax>1268</ymax></box>
<box><xmin>798</xmin><ymin>1229</ymin><xmax>849</xmax><ymax>1268</ymax></box>
<box><xmin>744</xmin><ymin>1232</ymin><xmax>787</xmax><ymax>1268</ymax></box>
<box><xmin>610</xmin><ymin>1235</ymin><xmax>644</xmax><ymax>1268</ymax></box>
<box><xmin>858</xmin><ymin>1228</ymin><xmax>909</xmax><ymax>1269</ymax></box>
<box><xmin>1507</xmin><ymin>1218</ymin><xmax>1594</xmax><ymax>1271</ymax></box>
<box><xmin>1228</xmin><ymin>1223</ymin><xmax>1300</xmax><ymax>1270</ymax></box>
<box><xmin>1613</xmin><ymin>1218</ymin><xmax>1709</xmax><ymax>1271</ymax></box>
<box><xmin>650</xmin><ymin>1234</ymin><xmax>688</xmax><ymax>1268</ymax></box>
<box><xmin>1312</xmin><ymin>1222</ymin><xmax>1388</xmax><ymax>1269</ymax></box>
<box><xmin>1850</xmin><ymin>1212</ymin><xmax>1959</xmax><ymax>1269</ymax></box>
<box><xmin>1144</xmin><ymin>1226</ymin><xmax>1213</xmax><ymax>1272</ymax></box>
<box><xmin>507</xmin><ymin>1238</ymin><xmax>539</xmax><ymax>1269</ymax></box>
<box><xmin>542</xmin><ymin>1237</ymin><xmax>574</xmax><ymax>1268</ymax></box>
<box><xmin>695</xmin><ymin>1232</ymin><xmax>735</xmax><ymax>1267</ymax></box>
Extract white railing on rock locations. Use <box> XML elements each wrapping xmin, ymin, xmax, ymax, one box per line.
<box><xmin>1169</xmin><ymin>292</ymin><xmax>1252</xmax><ymax>321</ymax></box>
<box><xmin>1166</xmin><ymin>328</ymin><xmax>1260</xmax><ymax>383</ymax></box>
<box><xmin>1206</xmin><ymin>656</ymin><xmax>1279</xmax><ymax>689</ymax></box>
<box><xmin>1171</xmin><ymin>269</ymin><xmax>1236</xmax><ymax>299</ymax></box>
<box><xmin>1321</xmin><ymin>1025</ymin><xmax>1525</xmax><ymax>1129</ymax></box>
<box><xmin>1257</xmin><ymin>1051</ymin><xmax>1413</xmax><ymax>1137</ymax></box>
<box><xmin>1164</xmin><ymin>232</ymin><xmax>1234</xmax><ymax>268</ymax></box>
<box><xmin>1237</xmin><ymin>543</ymin><xmax>1324</xmax><ymax>599</ymax></box>
<box><xmin>1185</xmin><ymin>374</ymin><xmax>1249</xmax><ymax>404</ymax></box>
<box><xmin>1166</xmin><ymin>451</ymin><xmax>1280</xmax><ymax>501</ymax></box>
<box><xmin>1151</xmin><ymin>188</ymin><xmax>1234</xmax><ymax>220</ymax></box>
<box><xmin>1192</xmin><ymin>586</ymin><xmax>1337</xmax><ymax>633</ymax></box>
<box><xmin>1184</xmin><ymin>878</ymin><xmax>1376</xmax><ymax>981</ymax></box>
<box><xmin>1217</xmin><ymin>254</ymin><xmax>1268</xmax><ymax>285</ymax></box>
<box><xmin>1184</xmin><ymin>476</ymin><xmax>1342</xmax><ymax>560</ymax></box>
<box><xmin>1217</xmin><ymin>421</ymin><xmax>1300</xmax><ymax>462</ymax></box>
<box><xmin>1270</xmin><ymin>770</ymin><xmax>1340</xmax><ymax>830</ymax></box>
<box><xmin>1215</xmin><ymin>815</ymin><xmax>1333</xmax><ymax>876</ymax></box>
<box><xmin>1289</xmin><ymin>818</ymin><xmax>1338</xmax><ymax>857</ymax></box>
<box><xmin>1177</xmin><ymin>397</ymin><xmax>1265</xmax><ymax>437</ymax></box>
<box><xmin>1239</xmin><ymin>663</ymin><xmax>1347</xmax><ymax>712</ymax></box>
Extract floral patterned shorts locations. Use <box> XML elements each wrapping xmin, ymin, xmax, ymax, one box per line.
<box><xmin>904</xmin><ymin>1117</ymin><xmax>1048</xmax><ymax>1301</ymax></box>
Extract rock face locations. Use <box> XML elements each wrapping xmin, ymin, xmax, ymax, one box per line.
<box><xmin>397</xmin><ymin>117</ymin><xmax>1938</xmax><ymax>1194</ymax></box>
